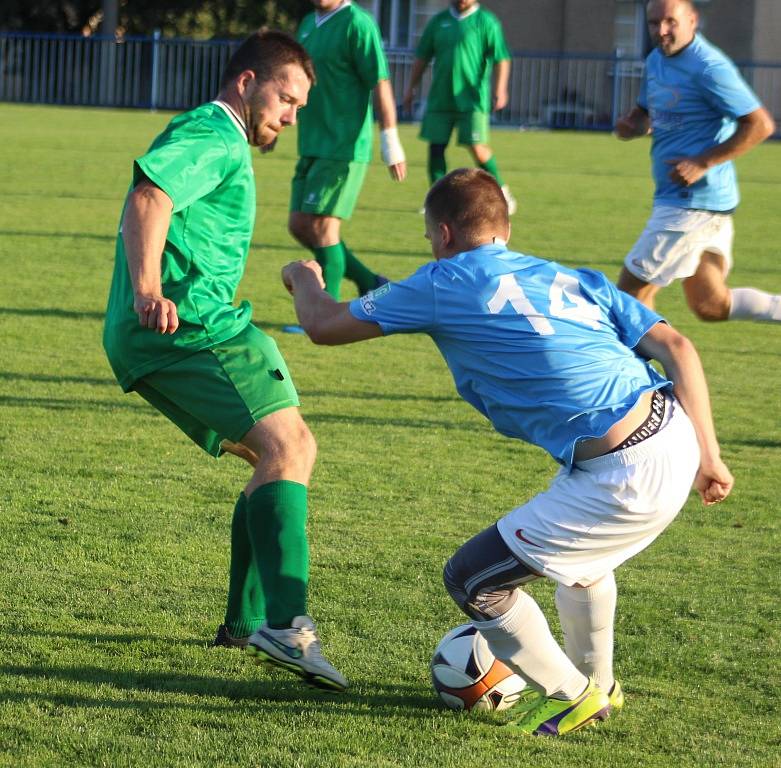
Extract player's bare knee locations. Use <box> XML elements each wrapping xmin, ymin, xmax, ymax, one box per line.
<box><xmin>288</xmin><ymin>214</ymin><xmax>311</xmax><ymax>247</ymax></box>
<box><xmin>279</xmin><ymin>420</ymin><xmax>316</xmax><ymax>472</ymax></box>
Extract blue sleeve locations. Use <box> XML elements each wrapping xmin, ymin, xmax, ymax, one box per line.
<box><xmin>576</xmin><ymin>269</ymin><xmax>664</xmax><ymax>349</ymax></box>
<box><xmin>700</xmin><ymin>60</ymin><xmax>762</xmax><ymax>119</ymax></box>
<box><xmin>348</xmin><ymin>264</ymin><xmax>437</xmax><ymax>334</ymax></box>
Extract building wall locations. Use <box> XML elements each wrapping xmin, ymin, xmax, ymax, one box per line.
<box><xmin>482</xmin><ymin>0</ymin><xmax>781</xmax><ymax>61</ymax></box>
<box><xmin>752</xmin><ymin>0</ymin><xmax>781</xmax><ymax>61</ymax></box>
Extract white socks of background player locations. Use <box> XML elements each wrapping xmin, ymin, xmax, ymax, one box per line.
<box><xmin>729</xmin><ymin>288</ymin><xmax>781</xmax><ymax>322</ymax></box>
<box><xmin>474</xmin><ymin>590</ymin><xmax>588</xmax><ymax>700</ymax></box>
<box><xmin>554</xmin><ymin>573</ymin><xmax>617</xmax><ymax>693</ymax></box>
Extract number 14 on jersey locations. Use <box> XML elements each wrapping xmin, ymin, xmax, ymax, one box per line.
<box><xmin>487</xmin><ymin>272</ymin><xmax>602</xmax><ymax>335</ymax></box>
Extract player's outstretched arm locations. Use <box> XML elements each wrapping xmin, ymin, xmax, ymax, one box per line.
<box><xmin>122</xmin><ymin>179</ymin><xmax>179</xmax><ymax>334</ymax></box>
<box><xmin>635</xmin><ymin>322</ymin><xmax>733</xmax><ymax>505</ymax></box>
<box><xmin>374</xmin><ymin>79</ymin><xmax>407</xmax><ymax>181</ymax></box>
<box><xmin>282</xmin><ymin>260</ymin><xmax>383</xmax><ymax>346</ymax></box>
<box><xmin>614</xmin><ymin>106</ymin><xmax>650</xmax><ymax>140</ymax></box>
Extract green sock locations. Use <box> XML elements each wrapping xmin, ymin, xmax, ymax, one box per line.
<box><xmin>224</xmin><ymin>493</ymin><xmax>265</xmax><ymax>637</ymax></box>
<box><xmin>245</xmin><ymin>480</ymin><xmax>309</xmax><ymax>628</ymax></box>
<box><xmin>479</xmin><ymin>155</ymin><xmax>505</xmax><ymax>187</ymax></box>
<box><xmin>428</xmin><ymin>151</ymin><xmax>447</xmax><ymax>185</ymax></box>
<box><xmin>313</xmin><ymin>243</ymin><xmax>345</xmax><ymax>300</ymax></box>
<box><xmin>342</xmin><ymin>241</ymin><xmax>377</xmax><ymax>295</ymax></box>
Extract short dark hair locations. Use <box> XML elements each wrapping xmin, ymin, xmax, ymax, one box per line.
<box><xmin>220</xmin><ymin>31</ymin><xmax>315</xmax><ymax>90</ymax></box>
<box><xmin>647</xmin><ymin>0</ymin><xmax>697</xmax><ymax>13</ymax></box>
<box><xmin>424</xmin><ymin>168</ymin><xmax>509</xmax><ymax>239</ymax></box>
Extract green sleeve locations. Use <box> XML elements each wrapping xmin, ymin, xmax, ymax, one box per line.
<box><xmin>487</xmin><ymin>16</ymin><xmax>511</xmax><ymax>62</ymax></box>
<box><xmin>134</xmin><ymin>120</ymin><xmax>229</xmax><ymax>214</ymax></box>
<box><xmin>415</xmin><ymin>17</ymin><xmax>435</xmax><ymax>62</ymax></box>
<box><xmin>349</xmin><ymin>15</ymin><xmax>389</xmax><ymax>90</ymax></box>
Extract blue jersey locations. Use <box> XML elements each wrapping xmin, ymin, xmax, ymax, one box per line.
<box><xmin>639</xmin><ymin>34</ymin><xmax>761</xmax><ymax>212</ymax></box>
<box><xmin>349</xmin><ymin>244</ymin><xmax>669</xmax><ymax>468</ymax></box>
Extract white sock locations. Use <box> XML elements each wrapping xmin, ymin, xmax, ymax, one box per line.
<box><xmin>729</xmin><ymin>288</ymin><xmax>781</xmax><ymax>322</ymax></box>
<box><xmin>475</xmin><ymin>590</ymin><xmax>588</xmax><ymax>699</ymax></box>
<box><xmin>554</xmin><ymin>573</ymin><xmax>617</xmax><ymax>692</ymax></box>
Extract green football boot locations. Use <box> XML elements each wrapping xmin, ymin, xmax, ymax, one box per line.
<box><xmin>506</xmin><ymin>678</ymin><xmax>610</xmax><ymax>736</ymax></box>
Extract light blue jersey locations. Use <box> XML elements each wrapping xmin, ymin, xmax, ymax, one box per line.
<box><xmin>349</xmin><ymin>244</ymin><xmax>669</xmax><ymax>468</ymax></box>
<box><xmin>639</xmin><ymin>34</ymin><xmax>761</xmax><ymax>212</ymax></box>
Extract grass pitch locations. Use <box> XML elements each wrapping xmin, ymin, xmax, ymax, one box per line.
<box><xmin>0</xmin><ymin>103</ymin><xmax>779</xmax><ymax>768</ymax></box>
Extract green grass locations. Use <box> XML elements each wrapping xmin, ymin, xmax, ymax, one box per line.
<box><xmin>0</xmin><ymin>102</ymin><xmax>779</xmax><ymax>767</ymax></box>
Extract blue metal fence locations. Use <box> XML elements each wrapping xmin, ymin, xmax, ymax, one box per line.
<box><xmin>2</xmin><ymin>31</ymin><xmax>780</xmax><ymax>136</ymax></box>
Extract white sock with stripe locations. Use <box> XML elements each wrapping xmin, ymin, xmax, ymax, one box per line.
<box><xmin>474</xmin><ymin>590</ymin><xmax>588</xmax><ymax>699</ymax></box>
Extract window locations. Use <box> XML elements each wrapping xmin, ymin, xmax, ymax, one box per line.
<box><xmin>357</xmin><ymin>0</ymin><xmax>438</xmax><ymax>48</ymax></box>
<box><xmin>614</xmin><ymin>0</ymin><xmax>647</xmax><ymax>58</ymax></box>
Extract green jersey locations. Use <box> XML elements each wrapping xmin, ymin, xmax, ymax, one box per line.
<box><xmin>297</xmin><ymin>3</ymin><xmax>389</xmax><ymax>162</ymax></box>
<box><xmin>416</xmin><ymin>5</ymin><xmax>511</xmax><ymax>113</ymax></box>
<box><xmin>104</xmin><ymin>102</ymin><xmax>256</xmax><ymax>391</ymax></box>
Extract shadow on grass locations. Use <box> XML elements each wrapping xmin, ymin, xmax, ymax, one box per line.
<box><xmin>0</xmin><ymin>306</ymin><xmax>104</xmax><ymax>321</ymax></box>
<box><xmin>0</xmin><ymin>395</ymin><xmax>142</xmax><ymax>411</ymax></box>
<box><xmin>0</xmin><ymin>663</ymin><xmax>441</xmax><ymax>715</ymax></box>
<box><xmin>299</xmin><ymin>389</ymin><xmax>460</xmax><ymax>404</ymax></box>
<box><xmin>724</xmin><ymin>438</ymin><xmax>781</xmax><ymax>449</ymax></box>
<box><xmin>0</xmin><ymin>230</ymin><xmax>428</xmax><ymax>261</ymax></box>
<box><xmin>251</xmin><ymin>240</ymin><xmax>428</xmax><ymax>261</ymax></box>
<box><xmin>0</xmin><ymin>372</ymin><xmax>115</xmax><ymax>387</ymax></box>
<box><xmin>15</xmin><ymin>628</ymin><xmax>206</xmax><ymax>647</ymax></box>
<box><xmin>307</xmin><ymin>412</ymin><xmax>479</xmax><ymax>432</ymax></box>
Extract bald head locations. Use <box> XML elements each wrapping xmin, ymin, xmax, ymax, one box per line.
<box><xmin>646</xmin><ymin>0</ymin><xmax>698</xmax><ymax>56</ymax></box>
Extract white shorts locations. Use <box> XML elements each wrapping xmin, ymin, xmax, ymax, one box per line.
<box><xmin>496</xmin><ymin>396</ymin><xmax>700</xmax><ymax>587</ymax></box>
<box><xmin>624</xmin><ymin>205</ymin><xmax>734</xmax><ymax>287</ymax></box>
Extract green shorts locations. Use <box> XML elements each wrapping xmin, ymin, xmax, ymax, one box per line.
<box><xmin>289</xmin><ymin>156</ymin><xmax>368</xmax><ymax>220</ymax></box>
<box><xmin>132</xmin><ymin>323</ymin><xmax>299</xmax><ymax>457</ymax></box>
<box><xmin>420</xmin><ymin>111</ymin><xmax>489</xmax><ymax>146</ymax></box>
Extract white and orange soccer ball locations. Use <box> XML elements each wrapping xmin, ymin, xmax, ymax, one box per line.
<box><xmin>430</xmin><ymin>623</ymin><xmax>529</xmax><ymax>712</ymax></box>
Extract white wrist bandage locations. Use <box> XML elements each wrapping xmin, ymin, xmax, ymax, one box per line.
<box><xmin>380</xmin><ymin>127</ymin><xmax>405</xmax><ymax>166</ymax></box>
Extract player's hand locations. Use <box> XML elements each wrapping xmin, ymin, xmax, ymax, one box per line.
<box><xmin>281</xmin><ymin>260</ymin><xmax>325</xmax><ymax>295</ymax></box>
<box><xmin>493</xmin><ymin>91</ymin><xmax>508</xmax><ymax>112</ymax></box>
<box><xmin>693</xmin><ymin>457</ymin><xmax>734</xmax><ymax>506</ymax></box>
<box><xmin>666</xmin><ymin>156</ymin><xmax>708</xmax><ymax>186</ymax></box>
<box><xmin>614</xmin><ymin>115</ymin><xmax>646</xmax><ymax>140</ymax></box>
<box><xmin>133</xmin><ymin>293</ymin><xmax>179</xmax><ymax>334</ymax></box>
<box><xmin>388</xmin><ymin>161</ymin><xmax>407</xmax><ymax>181</ymax></box>
<box><xmin>402</xmin><ymin>92</ymin><xmax>414</xmax><ymax>116</ymax></box>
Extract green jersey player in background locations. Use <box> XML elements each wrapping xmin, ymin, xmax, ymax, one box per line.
<box><xmin>403</xmin><ymin>0</ymin><xmax>517</xmax><ymax>214</ymax></box>
<box><xmin>286</xmin><ymin>0</ymin><xmax>407</xmax><ymax>317</ymax></box>
<box><xmin>103</xmin><ymin>31</ymin><xmax>348</xmax><ymax>692</ymax></box>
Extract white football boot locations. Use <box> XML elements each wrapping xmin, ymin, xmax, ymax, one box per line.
<box><xmin>247</xmin><ymin>615</ymin><xmax>348</xmax><ymax>692</ymax></box>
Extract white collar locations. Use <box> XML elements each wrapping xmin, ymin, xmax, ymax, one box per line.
<box><xmin>450</xmin><ymin>3</ymin><xmax>480</xmax><ymax>21</ymax></box>
<box><xmin>212</xmin><ymin>100</ymin><xmax>248</xmax><ymax>140</ymax></box>
<box><xmin>316</xmin><ymin>1</ymin><xmax>351</xmax><ymax>27</ymax></box>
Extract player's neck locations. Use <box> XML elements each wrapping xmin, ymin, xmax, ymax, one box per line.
<box><xmin>316</xmin><ymin>0</ymin><xmax>350</xmax><ymax>23</ymax></box>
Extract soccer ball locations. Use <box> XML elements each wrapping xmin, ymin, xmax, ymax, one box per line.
<box><xmin>430</xmin><ymin>623</ymin><xmax>528</xmax><ymax>712</ymax></box>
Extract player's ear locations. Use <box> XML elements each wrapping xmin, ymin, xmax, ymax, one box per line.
<box><xmin>439</xmin><ymin>221</ymin><xmax>453</xmax><ymax>247</ymax></box>
<box><xmin>236</xmin><ymin>69</ymin><xmax>256</xmax><ymax>95</ymax></box>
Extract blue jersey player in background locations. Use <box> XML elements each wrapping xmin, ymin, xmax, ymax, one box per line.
<box><xmin>281</xmin><ymin>168</ymin><xmax>733</xmax><ymax>736</ymax></box>
<box><xmin>615</xmin><ymin>0</ymin><xmax>778</xmax><ymax>324</ymax></box>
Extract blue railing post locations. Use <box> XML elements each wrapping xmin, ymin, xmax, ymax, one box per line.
<box><xmin>150</xmin><ymin>28</ymin><xmax>161</xmax><ymax>111</ymax></box>
<box><xmin>611</xmin><ymin>47</ymin><xmax>622</xmax><ymax>129</ymax></box>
